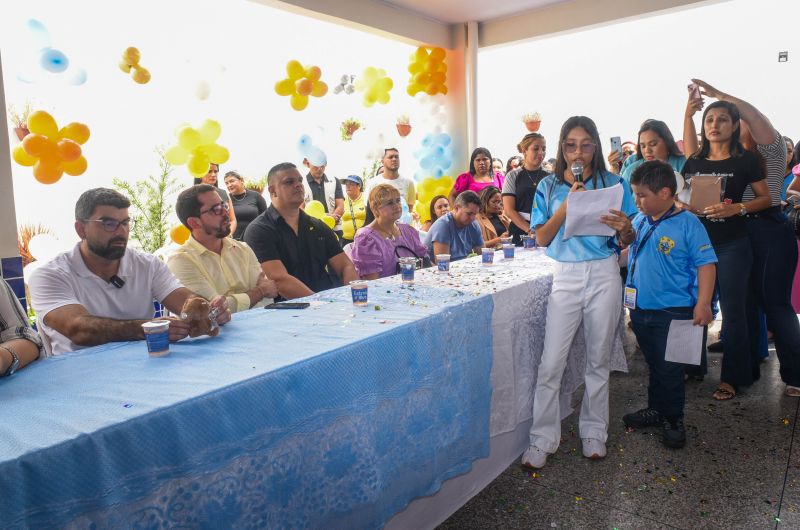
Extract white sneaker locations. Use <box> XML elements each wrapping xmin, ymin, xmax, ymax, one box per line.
<box><xmin>521</xmin><ymin>445</ymin><xmax>548</xmax><ymax>469</ymax></box>
<box><xmin>581</xmin><ymin>438</ymin><xmax>606</xmax><ymax>459</ymax></box>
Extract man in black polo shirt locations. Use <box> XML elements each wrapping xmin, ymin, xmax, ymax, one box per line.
<box><xmin>303</xmin><ymin>158</ymin><xmax>345</xmax><ymax>240</ymax></box>
<box><xmin>244</xmin><ymin>162</ymin><xmax>358</xmax><ymax>300</ymax></box>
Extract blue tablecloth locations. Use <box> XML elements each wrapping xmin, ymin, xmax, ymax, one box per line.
<box><xmin>0</xmin><ymin>281</ymin><xmax>493</xmax><ymax>529</ymax></box>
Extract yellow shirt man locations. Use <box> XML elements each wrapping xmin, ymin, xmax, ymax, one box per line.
<box><xmin>167</xmin><ymin>236</ymin><xmax>272</xmax><ymax>313</ymax></box>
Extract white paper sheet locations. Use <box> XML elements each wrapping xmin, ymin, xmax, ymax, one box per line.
<box><xmin>664</xmin><ymin>319</ymin><xmax>703</xmax><ymax>365</ymax></box>
<box><xmin>563</xmin><ymin>184</ymin><xmax>624</xmax><ymax>239</ymax></box>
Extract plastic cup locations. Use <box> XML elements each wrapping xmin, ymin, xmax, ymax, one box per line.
<box><xmin>350</xmin><ymin>280</ymin><xmax>368</xmax><ymax>306</ymax></box>
<box><xmin>436</xmin><ymin>254</ymin><xmax>451</xmax><ymax>273</ymax></box>
<box><xmin>482</xmin><ymin>247</ymin><xmax>494</xmax><ymax>266</ymax></box>
<box><xmin>522</xmin><ymin>234</ymin><xmax>537</xmax><ymax>250</ymax></box>
<box><xmin>142</xmin><ymin>320</ymin><xmax>170</xmax><ymax>357</ymax></box>
<box><xmin>502</xmin><ymin>243</ymin><xmax>515</xmax><ymax>260</ymax></box>
<box><xmin>399</xmin><ymin>257</ymin><xmax>416</xmax><ymax>283</ymax></box>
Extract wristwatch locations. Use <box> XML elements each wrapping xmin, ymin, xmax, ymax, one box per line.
<box><xmin>738</xmin><ymin>203</ymin><xmax>748</xmax><ymax>216</ymax></box>
<box><xmin>0</xmin><ymin>345</ymin><xmax>19</xmax><ymax>377</ymax></box>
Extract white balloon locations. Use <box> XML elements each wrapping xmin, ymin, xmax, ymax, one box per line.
<box><xmin>23</xmin><ymin>261</ymin><xmax>42</xmax><ymax>284</ymax></box>
<box><xmin>194</xmin><ymin>80</ymin><xmax>211</xmax><ymax>100</ymax></box>
<box><xmin>28</xmin><ymin>234</ymin><xmax>61</xmax><ymax>262</ymax></box>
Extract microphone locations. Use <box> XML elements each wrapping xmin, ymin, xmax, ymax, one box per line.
<box><xmin>571</xmin><ymin>161</ymin><xmax>584</xmax><ymax>183</ymax></box>
<box><xmin>110</xmin><ymin>275</ymin><xmax>125</xmax><ymax>288</ymax></box>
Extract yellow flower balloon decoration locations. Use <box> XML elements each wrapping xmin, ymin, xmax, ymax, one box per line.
<box><xmin>164</xmin><ymin>119</ymin><xmax>230</xmax><ymax>178</ymax></box>
<box><xmin>304</xmin><ymin>200</ymin><xmax>336</xmax><ymax>228</ymax></box>
<box><xmin>407</xmin><ymin>47</ymin><xmax>448</xmax><ymax>96</ymax></box>
<box><xmin>354</xmin><ymin>67</ymin><xmax>393</xmax><ymax>107</ymax></box>
<box><xmin>12</xmin><ymin>110</ymin><xmax>90</xmax><ymax>185</ymax></box>
<box><xmin>274</xmin><ymin>60</ymin><xmax>328</xmax><ymax>111</ymax></box>
<box><xmin>118</xmin><ymin>47</ymin><xmax>150</xmax><ymax>84</ymax></box>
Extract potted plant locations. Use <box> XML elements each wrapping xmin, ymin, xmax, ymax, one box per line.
<box><xmin>396</xmin><ymin>115</ymin><xmax>412</xmax><ymax>137</ymax></box>
<box><xmin>340</xmin><ymin>118</ymin><xmax>362</xmax><ymax>142</ymax></box>
<box><xmin>521</xmin><ymin>111</ymin><xmax>542</xmax><ymax>132</ymax></box>
<box><xmin>7</xmin><ymin>102</ymin><xmax>33</xmax><ymax>141</ymax></box>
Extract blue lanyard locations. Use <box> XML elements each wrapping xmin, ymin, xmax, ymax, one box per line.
<box><xmin>627</xmin><ymin>205</ymin><xmax>678</xmax><ymax>286</ymax></box>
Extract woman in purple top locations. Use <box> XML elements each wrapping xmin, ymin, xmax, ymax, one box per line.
<box><xmin>448</xmin><ymin>147</ymin><xmax>505</xmax><ymax>206</ymax></box>
<box><xmin>351</xmin><ymin>184</ymin><xmax>427</xmax><ymax>279</ymax></box>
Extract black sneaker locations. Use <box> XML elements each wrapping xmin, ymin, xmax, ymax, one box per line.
<box><xmin>707</xmin><ymin>340</ymin><xmax>723</xmax><ymax>353</ymax></box>
<box><xmin>662</xmin><ymin>417</ymin><xmax>686</xmax><ymax>449</ymax></box>
<box><xmin>623</xmin><ymin>408</ymin><xmax>662</xmax><ymax>429</ymax></box>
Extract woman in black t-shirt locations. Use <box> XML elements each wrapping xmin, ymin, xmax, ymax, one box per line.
<box><xmin>502</xmin><ymin>133</ymin><xmax>549</xmax><ymax>245</ymax></box>
<box><xmin>224</xmin><ymin>171</ymin><xmax>267</xmax><ymax>240</ymax></box>
<box><xmin>682</xmin><ymin>96</ymin><xmax>771</xmax><ymax>401</ymax></box>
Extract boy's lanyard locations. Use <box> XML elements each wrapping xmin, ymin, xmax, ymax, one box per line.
<box><xmin>627</xmin><ymin>205</ymin><xmax>677</xmax><ymax>287</ymax></box>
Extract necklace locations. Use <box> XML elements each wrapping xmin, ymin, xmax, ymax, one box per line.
<box><xmin>232</xmin><ymin>192</ymin><xmax>247</xmax><ymax>202</ymax></box>
<box><xmin>373</xmin><ymin>223</ymin><xmax>398</xmax><ymax>240</ymax></box>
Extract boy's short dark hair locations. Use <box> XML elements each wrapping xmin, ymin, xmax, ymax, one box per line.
<box><xmin>630</xmin><ymin>160</ymin><xmax>677</xmax><ymax>196</ymax></box>
<box><xmin>75</xmin><ymin>188</ymin><xmax>131</xmax><ymax>220</ymax></box>
<box><xmin>455</xmin><ymin>190</ymin><xmax>481</xmax><ymax>208</ymax></box>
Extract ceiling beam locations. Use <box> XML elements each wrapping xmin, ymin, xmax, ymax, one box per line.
<box><xmin>480</xmin><ymin>0</ymin><xmax>730</xmax><ymax>49</ymax></box>
<box><xmin>250</xmin><ymin>0</ymin><xmax>455</xmax><ymax>48</ymax></box>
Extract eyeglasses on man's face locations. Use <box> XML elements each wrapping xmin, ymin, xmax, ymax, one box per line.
<box><xmin>562</xmin><ymin>142</ymin><xmax>596</xmax><ymax>154</ymax></box>
<box><xmin>83</xmin><ymin>218</ymin><xmax>133</xmax><ymax>232</ymax></box>
<box><xmin>200</xmin><ymin>201</ymin><xmax>230</xmax><ymax>216</ymax></box>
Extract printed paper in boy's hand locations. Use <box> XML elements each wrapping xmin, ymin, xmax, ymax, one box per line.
<box><xmin>564</xmin><ymin>184</ymin><xmax>624</xmax><ymax>239</ymax></box>
<box><xmin>664</xmin><ymin>319</ymin><xmax>704</xmax><ymax>365</ymax></box>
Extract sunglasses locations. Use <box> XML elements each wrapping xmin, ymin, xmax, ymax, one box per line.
<box><xmin>562</xmin><ymin>142</ymin><xmax>596</xmax><ymax>154</ymax></box>
<box><xmin>84</xmin><ymin>218</ymin><xmax>133</xmax><ymax>232</ymax></box>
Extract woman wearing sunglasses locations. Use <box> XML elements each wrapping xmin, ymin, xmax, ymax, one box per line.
<box><xmin>521</xmin><ymin>116</ymin><xmax>638</xmax><ymax>469</ymax></box>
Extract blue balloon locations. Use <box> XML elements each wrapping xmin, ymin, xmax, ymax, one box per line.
<box><xmin>40</xmin><ymin>48</ymin><xmax>69</xmax><ymax>73</ymax></box>
<box><xmin>297</xmin><ymin>134</ymin><xmax>313</xmax><ymax>156</ymax></box>
<box><xmin>27</xmin><ymin>19</ymin><xmax>52</xmax><ymax>49</ymax></box>
<box><xmin>69</xmin><ymin>68</ymin><xmax>87</xmax><ymax>85</ymax></box>
<box><xmin>437</xmin><ymin>133</ymin><xmax>452</xmax><ymax>147</ymax></box>
<box><xmin>306</xmin><ymin>146</ymin><xmax>327</xmax><ymax>167</ymax></box>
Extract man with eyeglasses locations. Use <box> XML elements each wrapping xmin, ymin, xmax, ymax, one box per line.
<box><xmin>244</xmin><ymin>163</ymin><xmax>358</xmax><ymax>300</ymax></box>
<box><xmin>167</xmin><ymin>185</ymin><xmax>278</xmax><ymax>312</ymax></box>
<box><xmin>29</xmin><ymin>188</ymin><xmax>231</xmax><ymax>356</ymax></box>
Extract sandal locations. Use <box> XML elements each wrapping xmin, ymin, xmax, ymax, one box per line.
<box><xmin>786</xmin><ymin>386</ymin><xmax>800</xmax><ymax>397</ymax></box>
<box><xmin>712</xmin><ymin>383</ymin><xmax>736</xmax><ymax>401</ymax></box>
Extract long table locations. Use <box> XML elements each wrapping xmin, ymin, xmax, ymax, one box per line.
<box><xmin>0</xmin><ymin>249</ymin><xmax>626</xmax><ymax>529</ymax></box>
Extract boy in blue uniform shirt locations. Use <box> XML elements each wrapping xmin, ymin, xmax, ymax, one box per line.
<box><xmin>623</xmin><ymin>161</ymin><xmax>717</xmax><ymax>448</ymax></box>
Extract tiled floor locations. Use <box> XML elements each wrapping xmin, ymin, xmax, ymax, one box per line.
<box><xmin>439</xmin><ymin>328</ymin><xmax>800</xmax><ymax>530</ymax></box>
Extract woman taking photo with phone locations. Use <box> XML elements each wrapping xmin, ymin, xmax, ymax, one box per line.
<box><xmin>521</xmin><ymin>116</ymin><xmax>638</xmax><ymax>469</ymax></box>
<box><xmin>682</xmin><ymin>81</ymin><xmax>771</xmax><ymax>401</ymax></box>
<box><xmin>621</xmin><ymin>120</ymin><xmax>686</xmax><ymax>182</ymax></box>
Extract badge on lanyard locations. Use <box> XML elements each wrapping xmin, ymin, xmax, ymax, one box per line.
<box><xmin>624</xmin><ymin>286</ymin><xmax>637</xmax><ymax>309</ymax></box>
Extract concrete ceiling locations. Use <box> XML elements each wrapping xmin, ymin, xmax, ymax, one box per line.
<box><xmin>381</xmin><ymin>0</ymin><xmax>571</xmax><ymax>24</ymax></box>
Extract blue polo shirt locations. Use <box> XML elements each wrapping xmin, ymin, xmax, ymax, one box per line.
<box><xmin>626</xmin><ymin>210</ymin><xmax>717</xmax><ymax>309</ymax></box>
<box><xmin>621</xmin><ymin>155</ymin><xmax>686</xmax><ymax>183</ymax></box>
<box><xmin>426</xmin><ymin>212</ymin><xmax>484</xmax><ymax>261</ymax></box>
<box><xmin>531</xmin><ymin>171</ymin><xmax>638</xmax><ymax>263</ymax></box>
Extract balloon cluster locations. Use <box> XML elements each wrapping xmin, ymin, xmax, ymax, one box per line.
<box><xmin>414</xmin><ymin>133</ymin><xmax>453</xmax><ymax>179</ymax></box>
<box><xmin>274</xmin><ymin>60</ymin><xmax>328</xmax><ymax>111</ymax></box>
<box><xmin>12</xmin><ymin>110</ymin><xmax>90</xmax><ymax>184</ymax></box>
<box><xmin>118</xmin><ymin>47</ymin><xmax>150</xmax><ymax>84</ymax></box>
<box><xmin>414</xmin><ymin>176</ymin><xmax>454</xmax><ymax>223</ymax></box>
<box><xmin>297</xmin><ymin>135</ymin><xmax>327</xmax><ymax>167</ymax></box>
<box><xmin>406</xmin><ymin>47</ymin><xmax>447</xmax><ymax>97</ymax></box>
<box><xmin>165</xmin><ymin>120</ymin><xmax>230</xmax><ymax>178</ymax></box>
<box><xmin>18</xmin><ymin>19</ymin><xmax>86</xmax><ymax>85</ymax></box>
<box><xmin>332</xmin><ymin>74</ymin><xmax>355</xmax><ymax>95</ymax></box>
<box><xmin>354</xmin><ymin>67</ymin><xmax>393</xmax><ymax>107</ymax></box>
<box><xmin>170</xmin><ymin>224</ymin><xmax>190</xmax><ymax>245</ymax></box>
<box><xmin>304</xmin><ymin>200</ymin><xmax>335</xmax><ymax>229</ymax></box>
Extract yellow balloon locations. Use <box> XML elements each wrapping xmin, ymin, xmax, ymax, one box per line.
<box><xmin>187</xmin><ymin>152</ymin><xmax>211</xmax><ymax>177</ymax></box>
<box><xmin>290</xmin><ymin>94</ymin><xmax>308</xmax><ymax>111</ymax></box>
<box><xmin>33</xmin><ymin>158</ymin><xmax>63</xmax><ymax>184</ymax></box>
<box><xmin>275</xmin><ymin>78</ymin><xmax>294</xmax><ymax>96</ymax></box>
<box><xmin>178</xmin><ymin>127</ymin><xmax>202</xmax><ymax>151</ymax></box>
<box><xmin>198</xmin><ymin>119</ymin><xmax>221</xmax><ymax>144</ymax></box>
<box><xmin>27</xmin><ymin>111</ymin><xmax>59</xmax><ymax>138</ymax></box>
<box><xmin>63</xmin><ymin>156</ymin><xmax>88</xmax><ymax>176</ymax></box>
<box><xmin>119</xmin><ymin>60</ymin><xmax>132</xmax><ymax>73</ymax></box>
<box><xmin>430</xmin><ymin>47</ymin><xmax>446</xmax><ymax>62</ymax></box>
<box><xmin>59</xmin><ymin>122</ymin><xmax>90</xmax><ymax>145</ymax></box>
<box><xmin>414</xmin><ymin>200</ymin><xmax>430</xmax><ymax>223</ymax></box>
<box><xmin>305</xmin><ymin>200</ymin><xmax>325</xmax><ymax>218</ymax></box>
<box><xmin>286</xmin><ymin>60</ymin><xmax>305</xmax><ymax>81</ymax></box>
<box><xmin>164</xmin><ymin>145</ymin><xmax>189</xmax><ymax>165</ymax></box>
<box><xmin>205</xmin><ymin>144</ymin><xmax>229</xmax><ymax>164</ymax></box>
<box><xmin>306</xmin><ymin>66</ymin><xmax>321</xmax><ymax>81</ymax></box>
<box><xmin>122</xmin><ymin>47</ymin><xmax>141</xmax><ymax>65</ymax></box>
<box><xmin>310</xmin><ymin>81</ymin><xmax>327</xmax><ymax>97</ymax></box>
<box><xmin>296</xmin><ymin>78</ymin><xmax>313</xmax><ymax>96</ymax></box>
<box><xmin>170</xmin><ymin>224</ymin><xmax>190</xmax><ymax>245</ymax></box>
<box><xmin>131</xmin><ymin>67</ymin><xmax>151</xmax><ymax>84</ymax></box>
<box><xmin>322</xmin><ymin>215</ymin><xmax>335</xmax><ymax>229</ymax></box>
<box><xmin>12</xmin><ymin>144</ymin><xmax>37</xmax><ymax>166</ymax></box>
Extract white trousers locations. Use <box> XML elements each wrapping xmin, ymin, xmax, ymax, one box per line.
<box><xmin>529</xmin><ymin>255</ymin><xmax>622</xmax><ymax>453</ymax></box>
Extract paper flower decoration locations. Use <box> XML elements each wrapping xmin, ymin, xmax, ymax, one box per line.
<box><xmin>164</xmin><ymin>119</ymin><xmax>230</xmax><ymax>178</ymax></box>
<box><xmin>407</xmin><ymin>47</ymin><xmax>448</xmax><ymax>97</ymax></box>
<box><xmin>274</xmin><ymin>60</ymin><xmax>328</xmax><ymax>111</ymax></box>
<box><xmin>333</xmin><ymin>74</ymin><xmax>355</xmax><ymax>95</ymax></box>
<box><xmin>12</xmin><ymin>110</ymin><xmax>90</xmax><ymax>184</ymax></box>
<box><xmin>118</xmin><ymin>47</ymin><xmax>150</xmax><ymax>84</ymax></box>
<box><xmin>354</xmin><ymin>67</ymin><xmax>393</xmax><ymax>107</ymax></box>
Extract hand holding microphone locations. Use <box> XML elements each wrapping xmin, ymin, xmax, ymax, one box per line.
<box><xmin>570</xmin><ymin>160</ymin><xmax>585</xmax><ymax>192</ymax></box>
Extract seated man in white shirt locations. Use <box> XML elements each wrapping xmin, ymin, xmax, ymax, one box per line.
<box><xmin>29</xmin><ymin>188</ymin><xmax>232</xmax><ymax>356</ymax></box>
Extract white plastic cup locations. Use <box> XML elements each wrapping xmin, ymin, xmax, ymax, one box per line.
<box><xmin>142</xmin><ymin>320</ymin><xmax>170</xmax><ymax>357</ymax></box>
<box><xmin>436</xmin><ymin>254</ymin><xmax>451</xmax><ymax>273</ymax></box>
<box><xmin>481</xmin><ymin>247</ymin><xmax>494</xmax><ymax>266</ymax></box>
<box><xmin>350</xmin><ymin>280</ymin><xmax>368</xmax><ymax>306</ymax></box>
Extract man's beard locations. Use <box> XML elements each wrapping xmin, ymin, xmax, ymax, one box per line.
<box><xmin>88</xmin><ymin>237</ymin><xmax>127</xmax><ymax>260</ymax></box>
<box><xmin>204</xmin><ymin>220</ymin><xmax>231</xmax><ymax>239</ymax></box>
